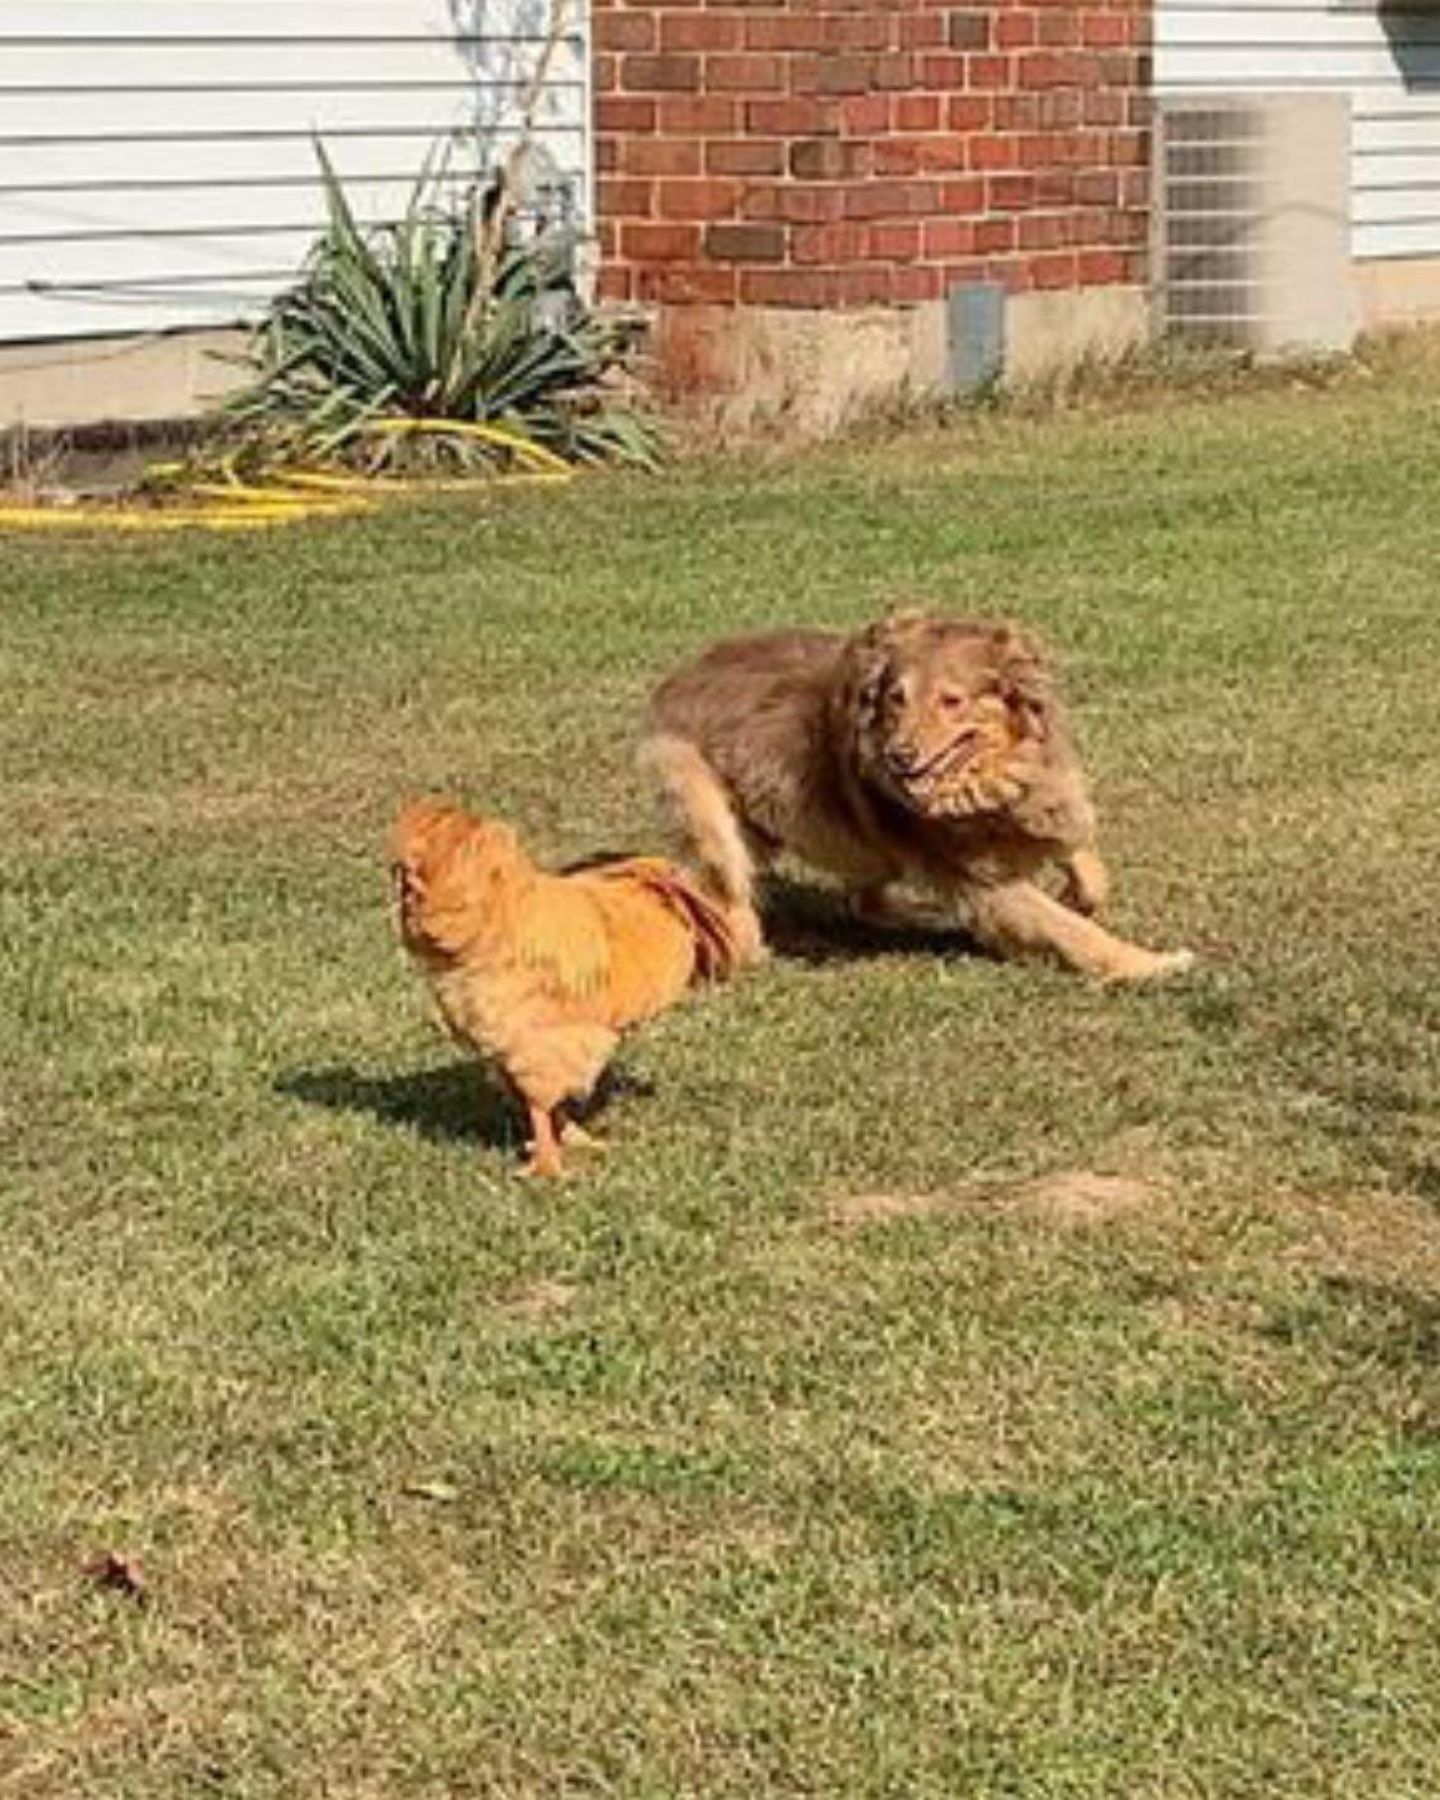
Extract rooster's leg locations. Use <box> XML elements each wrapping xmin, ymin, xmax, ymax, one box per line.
<box><xmin>519</xmin><ymin>1102</ymin><xmax>565</xmax><ymax>1179</ymax></box>
<box><xmin>559</xmin><ymin>1117</ymin><xmax>607</xmax><ymax>1154</ymax></box>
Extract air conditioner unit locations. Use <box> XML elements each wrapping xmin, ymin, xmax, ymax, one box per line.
<box><xmin>1153</xmin><ymin>94</ymin><xmax>1358</xmax><ymax>354</ymax></box>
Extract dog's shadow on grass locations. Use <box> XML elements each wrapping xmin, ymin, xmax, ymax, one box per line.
<box><xmin>276</xmin><ymin>1062</ymin><xmax>653</xmax><ymax>1149</ymax></box>
<box><xmin>761</xmin><ymin>874</ymin><xmax>971</xmax><ymax>966</ymax></box>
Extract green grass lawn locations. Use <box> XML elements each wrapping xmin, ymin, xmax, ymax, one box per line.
<box><xmin>4</xmin><ymin>351</ymin><xmax>1440</xmax><ymax>1798</ymax></box>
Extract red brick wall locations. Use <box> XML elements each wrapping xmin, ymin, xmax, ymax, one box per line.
<box><xmin>592</xmin><ymin>1</ymin><xmax>1152</xmax><ymax>311</ymax></box>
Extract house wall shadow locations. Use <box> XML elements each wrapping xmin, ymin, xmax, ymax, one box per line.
<box><xmin>444</xmin><ymin>0</ymin><xmax>577</xmax><ymax>218</ymax></box>
<box><xmin>1379</xmin><ymin>6</ymin><xmax>1440</xmax><ymax>94</ymax></box>
<box><xmin>446</xmin><ymin>0</ymin><xmax>544</xmax><ymax>149</ymax></box>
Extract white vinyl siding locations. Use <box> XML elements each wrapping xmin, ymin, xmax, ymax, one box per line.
<box><xmin>0</xmin><ymin>0</ymin><xmax>591</xmax><ymax>344</ymax></box>
<box><xmin>1156</xmin><ymin>1</ymin><xmax>1440</xmax><ymax>261</ymax></box>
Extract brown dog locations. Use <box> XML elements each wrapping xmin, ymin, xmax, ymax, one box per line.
<box><xmin>641</xmin><ymin>611</ymin><xmax>1193</xmax><ymax>983</ymax></box>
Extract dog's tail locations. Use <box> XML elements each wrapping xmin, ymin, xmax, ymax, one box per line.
<box><xmin>638</xmin><ymin>733</ymin><xmax>764</xmax><ymax>964</ymax></box>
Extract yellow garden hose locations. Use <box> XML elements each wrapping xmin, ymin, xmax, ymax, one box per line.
<box><xmin>359</xmin><ymin>415</ymin><xmax>575</xmax><ymax>475</ymax></box>
<box><xmin>0</xmin><ymin>505</ymin><xmax>327</xmax><ymax>531</ymax></box>
<box><xmin>0</xmin><ymin>420</ymin><xmax>577</xmax><ymax>533</ymax></box>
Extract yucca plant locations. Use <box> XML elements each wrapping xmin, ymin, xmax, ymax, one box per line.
<box><xmin>223</xmin><ymin>144</ymin><xmax>660</xmax><ymax>476</ymax></box>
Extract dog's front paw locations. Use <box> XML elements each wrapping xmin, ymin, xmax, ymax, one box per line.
<box><xmin>1060</xmin><ymin>849</ymin><xmax>1109</xmax><ymax>918</ymax></box>
<box><xmin>1105</xmin><ymin>946</ymin><xmax>1196</xmax><ymax>986</ymax></box>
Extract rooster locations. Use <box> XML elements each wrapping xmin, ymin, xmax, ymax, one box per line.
<box><xmin>390</xmin><ymin>798</ymin><xmax>739</xmax><ymax>1177</ymax></box>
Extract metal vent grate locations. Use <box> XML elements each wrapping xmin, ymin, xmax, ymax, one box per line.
<box><xmin>1155</xmin><ymin>94</ymin><xmax>1356</xmax><ymax>357</ymax></box>
<box><xmin>1156</xmin><ymin>101</ymin><xmax>1269</xmax><ymax>349</ymax></box>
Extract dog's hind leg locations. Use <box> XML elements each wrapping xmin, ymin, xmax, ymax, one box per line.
<box><xmin>959</xmin><ymin>878</ymin><xmax>1192</xmax><ymax>984</ymax></box>
<box><xmin>640</xmin><ymin>733</ymin><xmax>767</xmax><ymax>965</ymax></box>
<box><xmin>848</xmin><ymin>884</ymin><xmax>953</xmax><ymax>933</ymax></box>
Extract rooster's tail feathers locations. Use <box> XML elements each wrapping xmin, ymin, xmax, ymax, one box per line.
<box><xmin>596</xmin><ymin>858</ymin><xmax>740</xmax><ymax>984</ymax></box>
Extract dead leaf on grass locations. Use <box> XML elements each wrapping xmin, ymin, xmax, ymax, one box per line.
<box><xmin>825</xmin><ymin>1169</ymin><xmax>1167</xmax><ymax>1233</ymax></box>
<box><xmin>501</xmin><ymin>1278</ymin><xmax>578</xmax><ymax>1318</ymax></box>
<box><xmin>84</xmin><ymin>1551</ymin><xmax>146</xmax><ymax>1602</ymax></box>
<box><xmin>401</xmin><ymin>1479</ymin><xmax>460</xmax><ymax>1504</ymax></box>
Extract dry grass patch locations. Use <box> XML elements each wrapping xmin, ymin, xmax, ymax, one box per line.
<box><xmin>824</xmin><ymin>1189</ymin><xmax>950</xmax><ymax>1229</ymax></box>
<box><xmin>825</xmin><ymin>1166</ymin><xmax>1167</xmax><ymax>1231</ymax></box>
<box><xmin>1011</xmin><ymin>1168</ymin><xmax>1166</xmax><ymax>1227</ymax></box>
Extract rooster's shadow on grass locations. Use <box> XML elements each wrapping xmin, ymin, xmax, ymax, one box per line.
<box><xmin>278</xmin><ymin>881</ymin><xmax>964</xmax><ymax>1145</ymax></box>
<box><xmin>276</xmin><ymin>1061</ymin><xmax>653</xmax><ymax>1150</ymax></box>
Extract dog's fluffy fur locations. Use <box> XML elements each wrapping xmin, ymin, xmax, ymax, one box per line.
<box><xmin>641</xmin><ymin>611</ymin><xmax>1192</xmax><ymax>983</ymax></box>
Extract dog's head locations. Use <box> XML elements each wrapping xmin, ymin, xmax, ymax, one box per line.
<box><xmin>843</xmin><ymin>611</ymin><xmax>1056</xmax><ymax>818</ymax></box>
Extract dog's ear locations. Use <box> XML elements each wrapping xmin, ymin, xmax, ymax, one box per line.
<box><xmin>878</xmin><ymin>604</ymin><xmax>941</xmax><ymax>666</ymax></box>
<box><xmin>989</xmin><ymin>623</ymin><xmax>1056</xmax><ymax>738</ymax></box>
<box><xmin>844</xmin><ymin>609</ymin><xmax>943</xmax><ymax>730</ymax></box>
<box><xmin>880</xmin><ymin>602</ymin><xmax>933</xmax><ymax>631</ymax></box>
<box><xmin>845</xmin><ymin>616</ymin><xmax>896</xmax><ymax>710</ymax></box>
<box><xmin>851</xmin><ymin>607</ymin><xmax>932</xmax><ymax>672</ymax></box>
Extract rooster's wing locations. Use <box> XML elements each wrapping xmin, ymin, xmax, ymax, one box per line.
<box><xmin>510</xmin><ymin>875</ymin><xmax>614</xmax><ymax>1004</ymax></box>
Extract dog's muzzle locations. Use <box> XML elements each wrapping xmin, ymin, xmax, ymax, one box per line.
<box><xmin>887</xmin><ymin>728</ymin><xmax>985</xmax><ymax>786</ymax></box>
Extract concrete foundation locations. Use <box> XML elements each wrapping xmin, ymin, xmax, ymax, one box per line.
<box><xmin>2</xmin><ymin>286</ymin><xmax>1152</xmax><ymax>440</ymax></box>
<box><xmin>1005</xmin><ymin>287</ymin><xmax>1153</xmax><ymax>385</ymax></box>
<box><xmin>0</xmin><ymin>327</ymin><xmax>247</xmax><ymax>431</ymax></box>
<box><xmin>654</xmin><ymin>284</ymin><xmax>1152</xmax><ymax>435</ymax></box>
<box><xmin>1355</xmin><ymin>255</ymin><xmax>1440</xmax><ymax>333</ymax></box>
<box><xmin>656</xmin><ymin>302</ymin><xmax>921</xmax><ymax>436</ymax></box>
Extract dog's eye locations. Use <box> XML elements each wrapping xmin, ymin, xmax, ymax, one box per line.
<box><xmin>938</xmin><ymin>690</ymin><xmax>966</xmax><ymax>712</ymax></box>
